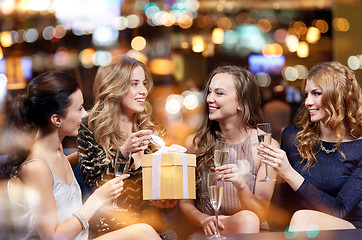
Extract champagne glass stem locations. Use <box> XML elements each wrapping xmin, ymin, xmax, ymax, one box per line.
<box><xmin>214</xmin><ymin>208</ymin><xmax>220</xmax><ymax>237</ymax></box>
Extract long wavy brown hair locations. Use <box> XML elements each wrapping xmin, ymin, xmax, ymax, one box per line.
<box><xmin>88</xmin><ymin>56</ymin><xmax>160</xmax><ymax>159</ymax></box>
<box><xmin>295</xmin><ymin>61</ymin><xmax>362</xmax><ymax>169</ymax></box>
<box><xmin>194</xmin><ymin>65</ymin><xmax>263</xmax><ymax>189</ymax></box>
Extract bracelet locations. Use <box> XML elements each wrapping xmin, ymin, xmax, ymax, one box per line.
<box><xmin>72</xmin><ymin>210</ymin><xmax>89</xmax><ymax>230</ymax></box>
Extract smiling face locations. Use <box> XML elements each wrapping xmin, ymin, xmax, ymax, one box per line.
<box><xmin>121</xmin><ymin>66</ymin><xmax>148</xmax><ymax>118</ymax></box>
<box><xmin>60</xmin><ymin>89</ymin><xmax>88</xmax><ymax>136</ymax></box>
<box><xmin>206</xmin><ymin>73</ymin><xmax>241</xmax><ymax>123</ymax></box>
<box><xmin>304</xmin><ymin>79</ymin><xmax>328</xmax><ymax>123</ymax></box>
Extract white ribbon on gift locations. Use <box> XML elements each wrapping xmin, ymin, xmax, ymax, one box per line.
<box><xmin>150</xmin><ymin>135</ymin><xmax>189</xmax><ymax>199</ymax></box>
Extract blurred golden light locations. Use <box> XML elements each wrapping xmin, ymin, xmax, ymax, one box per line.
<box><xmin>212</xmin><ymin>28</ymin><xmax>224</xmax><ymax>44</ymax></box>
<box><xmin>216</xmin><ymin>17</ymin><xmax>233</xmax><ymax>30</ymax></box>
<box><xmin>131</xmin><ymin>36</ymin><xmax>146</xmax><ymax>51</ymax></box>
<box><xmin>274</xmin><ymin>85</ymin><xmax>285</xmax><ymax>93</ymax></box>
<box><xmin>179</xmin><ymin>13</ymin><xmax>193</xmax><ymax>29</ymax></box>
<box><xmin>162</xmin><ymin>13</ymin><xmax>176</xmax><ymax>27</ymax></box>
<box><xmin>149</xmin><ymin>58</ymin><xmax>174</xmax><ymax>75</ymax></box>
<box><xmin>181</xmin><ymin>41</ymin><xmax>189</xmax><ymax>49</ymax></box>
<box><xmin>0</xmin><ymin>47</ymin><xmax>3</xmax><ymax>59</ymax></box>
<box><xmin>0</xmin><ymin>31</ymin><xmax>12</xmax><ymax>47</ymax></box>
<box><xmin>257</xmin><ymin>19</ymin><xmax>272</xmax><ymax>32</ymax></box>
<box><xmin>1</xmin><ymin>0</ymin><xmax>15</xmax><ymax>15</ymax></box>
<box><xmin>79</xmin><ymin>48</ymin><xmax>95</xmax><ymax>66</ymax></box>
<box><xmin>192</xmin><ymin>35</ymin><xmax>204</xmax><ymax>53</ymax></box>
<box><xmin>285</xmin><ymin>34</ymin><xmax>299</xmax><ymax>52</ymax></box>
<box><xmin>262</xmin><ymin>44</ymin><xmax>283</xmax><ymax>57</ymax></box>
<box><xmin>333</xmin><ymin>18</ymin><xmax>350</xmax><ymax>32</ymax></box>
<box><xmin>306</xmin><ymin>27</ymin><xmax>321</xmax><ymax>44</ymax></box>
<box><xmin>297</xmin><ymin>42</ymin><xmax>309</xmax><ymax>58</ymax></box>
<box><xmin>314</xmin><ymin>19</ymin><xmax>329</xmax><ymax>33</ymax></box>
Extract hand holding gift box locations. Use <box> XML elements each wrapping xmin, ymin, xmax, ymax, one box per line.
<box><xmin>142</xmin><ymin>135</ymin><xmax>196</xmax><ymax>200</ymax></box>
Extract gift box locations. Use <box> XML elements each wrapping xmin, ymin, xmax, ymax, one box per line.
<box><xmin>142</xmin><ymin>152</ymin><xmax>196</xmax><ymax>200</ymax></box>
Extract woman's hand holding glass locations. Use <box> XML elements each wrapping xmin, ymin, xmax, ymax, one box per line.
<box><xmin>88</xmin><ymin>174</ymin><xmax>129</xmax><ymax>210</ymax></box>
<box><xmin>215</xmin><ymin>164</ymin><xmax>246</xmax><ymax>190</ymax></box>
<box><xmin>120</xmin><ymin>129</ymin><xmax>153</xmax><ymax>158</ymax></box>
<box><xmin>201</xmin><ymin>214</ymin><xmax>226</xmax><ymax>236</ymax></box>
<box><xmin>257</xmin><ymin>143</ymin><xmax>293</xmax><ymax>179</ymax></box>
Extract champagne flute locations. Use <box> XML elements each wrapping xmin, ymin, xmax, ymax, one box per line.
<box><xmin>207</xmin><ymin>172</ymin><xmax>226</xmax><ymax>240</ymax></box>
<box><xmin>257</xmin><ymin>123</ymin><xmax>275</xmax><ymax>182</ymax></box>
<box><xmin>109</xmin><ymin>154</ymin><xmax>130</xmax><ymax>210</ymax></box>
<box><xmin>214</xmin><ymin>140</ymin><xmax>229</xmax><ymax>168</ymax></box>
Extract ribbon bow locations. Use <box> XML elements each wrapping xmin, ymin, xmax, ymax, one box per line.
<box><xmin>150</xmin><ymin>134</ymin><xmax>187</xmax><ymax>154</ymax></box>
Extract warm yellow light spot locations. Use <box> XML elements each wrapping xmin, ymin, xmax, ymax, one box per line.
<box><xmin>192</xmin><ymin>35</ymin><xmax>204</xmax><ymax>53</ymax></box>
<box><xmin>212</xmin><ymin>28</ymin><xmax>224</xmax><ymax>44</ymax></box>
<box><xmin>297</xmin><ymin>42</ymin><xmax>309</xmax><ymax>58</ymax></box>
<box><xmin>149</xmin><ymin>58</ymin><xmax>174</xmax><ymax>75</ymax></box>
<box><xmin>79</xmin><ymin>48</ymin><xmax>95</xmax><ymax>66</ymax></box>
<box><xmin>0</xmin><ymin>31</ymin><xmax>12</xmax><ymax>47</ymax></box>
<box><xmin>306</xmin><ymin>27</ymin><xmax>321</xmax><ymax>44</ymax></box>
<box><xmin>131</xmin><ymin>36</ymin><xmax>146</xmax><ymax>51</ymax></box>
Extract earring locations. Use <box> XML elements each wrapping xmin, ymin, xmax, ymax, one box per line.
<box><xmin>57</xmin><ymin>124</ymin><xmax>61</xmax><ymax>128</ymax></box>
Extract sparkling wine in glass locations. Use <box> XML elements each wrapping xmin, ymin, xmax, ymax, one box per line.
<box><xmin>257</xmin><ymin>123</ymin><xmax>275</xmax><ymax>182</ymax></box>
<box><xmin>109</xmin><ymin>155</ymin><xmax>130</xmax><ymax>211</ymax></box>
<box><xmin>214</xmin><ymin>140</ymin><xmax>229</xmax><ymax>168</ymax></box>
<box><xmin>207</xmin><ymin>172</ymin><xmax>226</xmax><ymax>240</ymax></box>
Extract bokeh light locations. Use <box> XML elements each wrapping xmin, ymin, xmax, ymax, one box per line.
<box><xmin>256</xmin><ymin>72</ymin><xmax>271</xmax><ymax>87</ymax></box>
<box><xmin>212</xmin><ymin>28</ymin><xmax>224</xmax><ymax>44</ymax></box>
<box><xmin>306</xmin><ymin>27</ymin><xmax>320</xmax><ymax>44</ymax></box>
<box><xmin>79</xmin><ymin>48</ymin><xmax>95</xmax><ymax>68</ymax></box>
<box><xmin>166</xmin><ymin>94</ymin><xmax>182</xmax><ymax>115</ymax></box>
<box><xmin>333</xmin><ymin>17</ymin><xmax>350</xmax><ymax>32</ymax></box>
<box><xmin>131</xmin><ymin>36</ymin><xmax>147</xmax><ymax>51</ymax></box>
<box><xmin>283</xmin><ymin>67</ymin><xmax>299</xmax><ymax>81</ymax></box>
<box><xmin>24</xmin><ymin>28</ymin><xmax>39</xmax><ymax>43</ymax></box>
<box><xmin>306</xmin><ymin>224</ymin><xmax>320</xmax><ymax>238</ymax></box>
<box><xmin>347</xmin><ymin>56</ymin><xmax>360</xmax><ymax>70</ymax></box>
<box><xmin>0</xmin><ymin>31</ymin><xmax>12</xmax><ymax>47</ymax></box>
<box><xmin>297</xmin><ymin>42</ymin><xmax>309</xmax><ymax>58</ymax></box>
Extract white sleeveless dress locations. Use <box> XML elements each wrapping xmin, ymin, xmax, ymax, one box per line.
<box><xmin>8</xmin><ymin>159</ymin><xmax>88</xmax><ymax>240</ymax></box>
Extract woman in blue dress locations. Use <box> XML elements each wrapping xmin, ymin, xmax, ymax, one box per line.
<box><xmin>258</xmin><ymin>61</ymin><xmax>362</xmax><ymax>230</ymax></box>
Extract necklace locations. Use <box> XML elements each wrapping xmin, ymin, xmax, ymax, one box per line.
<box><xmin>321</xmin><ymin>144</ymin><xmax>337</xmax><ymax>154</ymax></box>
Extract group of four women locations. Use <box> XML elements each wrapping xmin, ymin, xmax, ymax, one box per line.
<box><xmin>3</xmin><ymin>56</ymin><xmax>361</xmax><ymax>239</ymax></box>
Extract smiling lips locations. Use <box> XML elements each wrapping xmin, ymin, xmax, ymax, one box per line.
<box><xmin>135</xmin><ymin>98</ymin><xmax>145</xmax><ymax>104</ymax></box>
<box><xmin>209</xmin><ymin>106</ymin><xmax>218</xmax><ymax>113</ymax></box>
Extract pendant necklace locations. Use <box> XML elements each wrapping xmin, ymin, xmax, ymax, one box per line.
<box><xmin>320</xmin><ymin>143</ymin><xmax>337</xmax><ymax>154</ymax></box>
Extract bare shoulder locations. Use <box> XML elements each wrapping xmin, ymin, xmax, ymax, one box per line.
<box><xmin>18</xmin><ymin>160</ymin><xmax>53</xmax><ymax>188</ymax></box>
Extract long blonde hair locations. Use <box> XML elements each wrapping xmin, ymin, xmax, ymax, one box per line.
<box><xmin>295</xmin><ymin>61</ymin><xmax>362</xmax><ymax>169</ymax></box>
<box><xmin>194</xmin><ymin>65</ymin><xmax>263</xmax><ymax>189</ymax></box>
<box><xmin>88</xmin><ymin>56</ymin><xmax>158</xmax><ymax>159</ymax></box>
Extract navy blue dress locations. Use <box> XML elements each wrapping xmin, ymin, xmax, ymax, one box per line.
<box><xmin>279</xmin><ymin>125</ymin><xmax>362</xmax><ymax>228</ymax></box>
